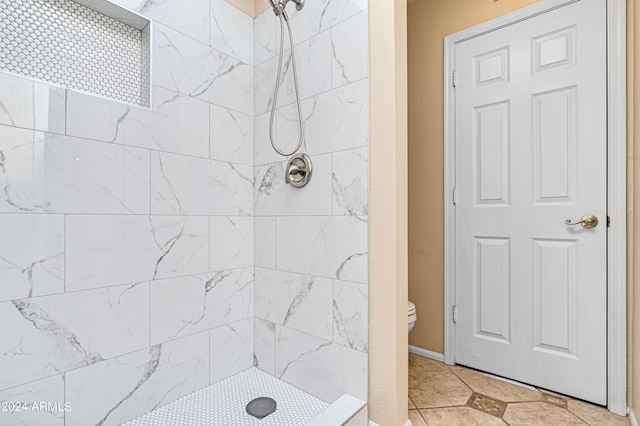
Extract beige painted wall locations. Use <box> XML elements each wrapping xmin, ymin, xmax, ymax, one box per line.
<box><xmin>255</xmin><ymin>0</ymin><xmax>270</xmax><ymax>14</ymax></box>
<box><xmin>407</xmin><ymin>0</ymin><xmax>541</xmax><ymax>354</ymax></box>
<box><xmin>226</xmin><ymin>0</ymin><xmax>269</xmax><ymax>16</ymax></box>
<box><xmin>630</xmin><ymin>0</ymin><xmax>639</xmax><ymax>414</ymax></box>
<box><xmin>369</xmin><ymin>0</ymin><xmax>409</xmax><ymax>424</ymax></box>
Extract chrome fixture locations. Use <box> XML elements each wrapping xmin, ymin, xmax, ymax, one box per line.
<box><xmin>268</xmin><ymin>0</ymin><xmax>305</xmax><ymax>157</ymax></box>
<box><xmin>565</xmin><ymin>214</ymin><xmax>599</xmax><ymax>229</ymax></box>
<box><xmin>285</xmin><ymin>153</ymin><xmax>313</xmax><ymax>188</ymax></box>
<box><xmin>268</xmin><ymin>0</ymin><xmax>304</xmax><ymax>14</ymax></box>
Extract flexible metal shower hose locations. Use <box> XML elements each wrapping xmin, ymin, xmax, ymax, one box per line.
<box><xmin>268</xmin><ymin>8</ymin><xmax>305</xmax><ymax>157</ymax></box>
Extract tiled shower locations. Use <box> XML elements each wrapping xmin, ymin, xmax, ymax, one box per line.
<box><xmin>0</xmin><ymin>0</ymin><xmax>369</xmax><ymax>425</ymax></box>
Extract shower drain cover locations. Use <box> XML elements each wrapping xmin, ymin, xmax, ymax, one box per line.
<box><xmin>246</xmin><ymin>397</ymin><xmax>277</xmax><ymax>419</ymax></box>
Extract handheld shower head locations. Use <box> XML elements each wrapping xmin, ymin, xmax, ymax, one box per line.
<box><xmin>268</xmin><ymin>0</ymin><xmax>304</xmax><ymax>16</ymax></box>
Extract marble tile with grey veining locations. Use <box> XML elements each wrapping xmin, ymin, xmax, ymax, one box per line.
<box><xmin>210</xmin><ymin>216</ymin><xmax>253</xmax><ymax>271</ymax></box>
<box><xmin>254</xmin><ymin>111</ymin><xmax>279</xmax><ymax>166</ymax></box>
<box><xmin>254</xmin><ymin>54</ymin><xmax>287</xmax><ymax>117</ymax></box>
<box><xmin>0</xmin><ymin>126</ymin><xmax>150</xmax><ymax>214</ymax></box>
<box><xmin>254</xmin><ymin>8</ymin><xmax>277</xmax><ymax>65</ymax></box>
<box><xmin>287</xmin><ymin>0</ymin><xmax>367</xmax><ymax>44</ymax></box>
<box><xmin>333</xmin><ymin>280</ymin><xmax>368</xmax><ymax>353</ymax></box>
<box><xmin>254</xmin><ymin>216</ymin><xmax>276</xmax><ymax>269</ymax></box>
<box><xmin>333</xmin><ymin>147</ymin><xmax>368</xmax><ymax>217</ymax></box>
<box><xmin>331</xmin><ymin>11</ymin><xmax>369</xmax><ymax>88</ymax></box>
<box><xmin>0</xmin><ymin>72</ymin><xmax>65</xmax><ymax>134</ymax></box>
<box><xmin>305</xmin><ymin>79</ymin><xmax>369</xmax><ymax>156</ymax></box>
<box><xmin>210</xmin><ymin>0</ymin><xmax>254</xmax><ymax>66</ymax></box>
<box><xmin>254</xmin><ymin>317</ymin><xmax>276</xmax><ymax>375</ymax></box>
<box><xmin>66</xmin><ymin>215</ymin><xmax>209</xmax><ymax>291</ymax></box>
<box><xmin>255</xmin><ymin>268</ymin><xmax>332</xmax><ymax>340</ymax></box>
<box><xmin>150</xmin><ymin>268</ymin><xmax>254</xmax><ymax>344</ymax></box>
<box><xmin>254</xmin><ymin>100</ymin><xmax>310</xmax><ymax>166</ymax></box>
<box><xmin>276</xmin><ymin>216</ymin><xmax>368</xmax><ymax>283</ymax></box>
<box><xmin>151</xmin><ymin>151</ymin><xmax>253</xmax><ymax>216</ymax></box>
<box><xmin>153</xmin><ymin>24</ymin><xmax>253</xmax><ymax>115</ymax></box>
<box><xmin>0</xmin><ymin>283</ymin><xmax>149</xmax><ymax>391</ymax></box>
<box><xmin>209</xmin><ymin>318</ymin><xmax>253</xmax><ymax>384</ymax></box>
<box><xmin>272</xmin><ymin>98</ymin><xmax>313</xmax><ymax>155</ymax></box>
<box><xmin>65</xmin><ymin>332</ymin><xmax>209</xmax><ymax>426</ymax></box>
<box><xmin>111</xmin><ymin>0</ymin><xmax>210</xmax><ymax>45</ymax></box>
<box><xmin>67</xmin><ymin>86</ymin><xmax>210</xmax><ymax>159</ymax></box>
<box><xmin>0</xmin><ymin>214</ymin><xmax>64</xmax><ymax>302</ymax></box>
<box><xmin>0</xmin><ymin>375</ymin><xmax>65</xmax><ymax>426</ymax></box>
<box><xmin>210</xmin><ymin>104</ymin><xmax>253</xmax><ymax>166</ymax></box>
<box><xmin>276</xmin><ymin>326</ymin><xmax>367</xmax><ymax>402</ymax></box>
<box><xmin>254</xmin><ymin>154</ymin><xmax>332</xmax><ymax>216</ymax></box>
<box><xmin>253</xmin><ymin>30</ymin><xmax>331</xmax><ymax>115</ymax></box>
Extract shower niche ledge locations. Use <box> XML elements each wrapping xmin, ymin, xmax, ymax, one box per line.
<box><xmin>0</xmin><ymin>0</ymin><xmax>151</xmax><ymax>107</ymax></box>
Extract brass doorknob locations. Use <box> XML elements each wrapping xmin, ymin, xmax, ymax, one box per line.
<box><xmin>565</xmin><ymin>214</ymin><xmax>599</xmax><ymax>229</ymax></box>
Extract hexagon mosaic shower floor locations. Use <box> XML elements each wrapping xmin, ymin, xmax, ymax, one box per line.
<box><xmin>408</xmin><ymin>353</ymin><xmax>629</xmax><ymax>425</ymax></box>
<box><xmin>124</xmin><ymin>368</ymin><xmax>328</xmax><ymax>426</ymax></box>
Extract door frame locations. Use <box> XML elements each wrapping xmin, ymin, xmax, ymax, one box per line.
<box><xmin>443</xmin><ymin>0</ymin><xmax>627</xmax><ymax>415</ymax></box>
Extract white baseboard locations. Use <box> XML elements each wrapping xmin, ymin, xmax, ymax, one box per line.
<box><xmin>408</xmin><ymin>345</ymin><xmax>445</xmax><ymax>362</ymax></box>
<box><xmin>629</xmin><ymin>406</ymin><xmax>638</xmax><ymax>426</ymax></box>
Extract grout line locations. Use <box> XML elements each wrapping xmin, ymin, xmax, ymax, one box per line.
<box><xmin>63</xmin><ymin>214</ymin><xmax>67</xmax><ymax>294</ymax></box>
<box><xmin>0</xmin><ymin>121</ymin><xmax>253</xmax><ymax>169</ymax></box>
<box><xmin>63</xmin><ymin>372</ymin><xmax>66</xmax><ymax>426</ymax></box>
<box><xmin>154</xmin><ymin>21</ymin><xmax>250</xmax><ymax>69</ymax></box>
<box><xmin>64</xmin><ymin>89</ymin><xmax>68</xmax><ymax>136</ymax></box>
<box><xmin>255</xmin><ymin>265</ymin><xmax>367</xmax><ymax>286</ymax></box>
<box><xmin>3</xmin><ymin>266</ymin><xmax>251</xmax><ymax>302</ymax></box>
<box><xmin>149</xmin><ymin>146</ymin><xmax>152</xmax><ymax>215</ymax></box>
<box><xmin>253</xmin><ymin>75</ymin><xmax>369</xmax><ymax>119</ymax></box>
<box><xmin>148</xmin><ymin>282</ymin><xmax>151</xmax><ymax>348</ymax></box>
<box><xmin>0</xmin><ymin>212</ymin><xmax>260</xmax><ymax>217</ymax></box>
<box><xmin>255</xmin><ymin>145</ymin><xmax>369</xmax><ymax>167</ymax></box>
<box><xmin>417</xmin><ymin>407</ymin><xmax>429</xmax><ymax>425</ymax></box>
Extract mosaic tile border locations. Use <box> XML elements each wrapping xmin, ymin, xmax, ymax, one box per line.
<box><xmin>0</xmin><ymin>0</ymin><xmax>151</xmax><ymax>107</ymax></box>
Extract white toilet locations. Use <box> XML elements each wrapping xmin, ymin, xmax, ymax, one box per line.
<box><xmin>408</xmin><ymin>301</ymin><xmax>417</xmax><ymax>333</ymax></box>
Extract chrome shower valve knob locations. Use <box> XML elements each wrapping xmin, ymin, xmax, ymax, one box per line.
<box><xmin>285</xmin><ymin>154</ymin><xmax>312</xmax><ymax>188</ymax></box>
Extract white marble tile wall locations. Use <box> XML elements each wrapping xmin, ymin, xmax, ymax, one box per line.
<box><xmin>0</xmin><ymin>375</ymin><xmax>66</xmax><ymax>426</ymax></box>
<box><xmin>2</xmin><ymin>0</ymin><xmax>370</xmax><ymax>423</ymax></box>
<box><xmin>65</xmin><ymin>332</ymin><xmax>209</xmax><ymax>426</ymax></box>
<box><xmin>0</xmin><ymin>73</ymin><xmax>66</xmax><ymax>134</ymax></box>
<box><xmin>209</xmin><ymin>318</ymin><xmax>254</xmax><ymax>383</ymax></box>
<box><xmin>0</xmin><ymin>1</ymin><xmax>258</xmax><ymax>425</ymax></box>
<box><xmin>252</xmin><ymin>0</ymin><xmax>369</xmax><ymax>406</ymax></box>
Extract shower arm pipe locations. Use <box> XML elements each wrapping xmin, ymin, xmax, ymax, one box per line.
<box><xmin>268</xmin><ymin>1</ymin><xmax>305</xmax><ymax>157</ymax></box>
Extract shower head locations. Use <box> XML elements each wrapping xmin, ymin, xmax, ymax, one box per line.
<box><xmin>268</xmin><ymin>0</ymin><xmax>304</xmax><ymax>16</ymax></box>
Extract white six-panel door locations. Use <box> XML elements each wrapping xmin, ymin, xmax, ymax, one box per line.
<box><xmin>454</xmin><ymin>0</ymin><xmax>607</xmax><ymax>404</ymax></box>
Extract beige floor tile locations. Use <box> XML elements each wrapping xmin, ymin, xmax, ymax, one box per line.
<box><xmin>451</xmin><ymin>366</ymin><xmax>542</xmax><ymax>402</ymax></box>
<box><xmin>409</xmin><ymin>369</ymin><xmax>473</xmax><ymax>408</ymax></box>
<box><xmin>504</xmin><ymin>402</ymin><xmax>587</xmax><ymax>425</ymax></box>
<box><xmin>408</xmin><ymin>409</ymin><xmax>428</xmax><ymax>426</ymax></box>
<box><xmin>420</xmin><ymin>406</ymin><xmax>506</xmax><ymax>426</ymax></box>
<box><xmin>409</xmin><ymin>353</ymin><xmax>450</xmax><ymax>371</ymax></box>
<box><xmin>408</xmin><ymin>397</ymin><xmax>416</xmax><ymax>409</ymax></box>
<box><xmin>567</xmin><ymin>399</ymin><xmax>629</xmax><ymax>425</ymax></box>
